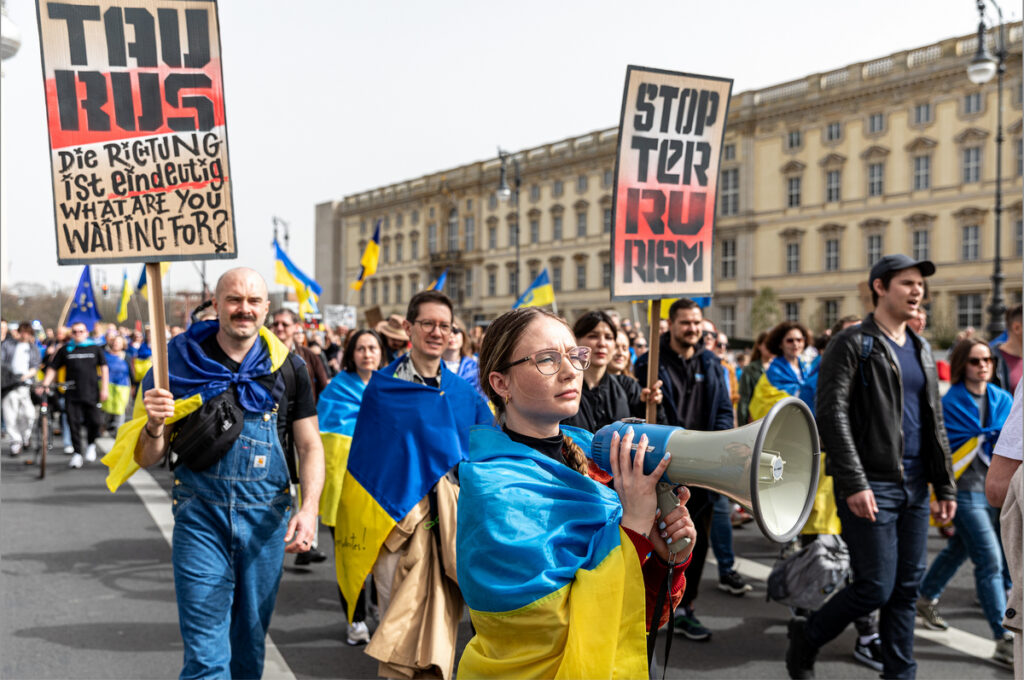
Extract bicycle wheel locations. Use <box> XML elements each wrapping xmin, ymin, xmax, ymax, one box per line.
<box><xmin>38</xmin><ymin>402</ymin><xmax>48</xmax><ymax>480</ymax></box>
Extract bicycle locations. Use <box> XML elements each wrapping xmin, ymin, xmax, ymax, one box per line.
<box><xmin>26</xmin><ymin>383</ymin><xmax>63</xmax><ymax>480</ymax></box>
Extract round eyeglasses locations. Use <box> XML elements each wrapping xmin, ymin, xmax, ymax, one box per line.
<box><xmin>497</xmin><ymin>347</ymin><xmax>592</xmax><ymax>375</ymax></box>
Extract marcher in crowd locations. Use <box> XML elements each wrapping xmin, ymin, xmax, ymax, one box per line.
<box><xmin>737</xmin><ymin>331</ymin><xmax>771</xmax><ymax>425</ymax></box>
<box><xmin>2</xmin><ymin>322</ymin><xmax>42</xmax><ymax>456</ymax></box>
<box><xmin>749</xmin><ymin>321</ymin><xmax>813</xmax><ymax>421</ymax></box>
<box><xmin>272</xmin><ymin>309</ymin><xmax>329</xmax><ymax>401</ymax></box>
<box><xmin>100</xmin><ymin>334</ymin><xmax>132</xmax><ymax>436</ymax></box>
<box><xmin>608</xmin><ymin>328</ymin><xmax>634</xmax><ymax>377</ymax></box>
<box><xmin>993</xmin><ymin>304</ymin><xmax>1023</xmax><ymax>393</ymax></box>
<box><xmin>376</xmin><ymin>314</ymin><xmax>410</xmax><ymax>364</ymax></box>
<box><xmin>442</xmin><ymin>316</ymin><xmax>483</xmax><ymax>397</ymax></box>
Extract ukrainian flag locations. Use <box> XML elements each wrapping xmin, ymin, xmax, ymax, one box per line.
<box><xmin>274</xmin><ymin>241</ymin><xmax>322</xmax><ymax>317</ymax></box>
<box><xmin>943</xmin><ymin>380</ymin><xmax>1012</xmax><ymax>477</ymax></box>
<box><xmin>457</xmin><ymin>425</ymin><xmax>648</xmax><ymax>678</ymax></box>
<box><xmin>116</xmin><ymin>269</ymin><xmax>132</xmax><ymax>323</ymax></box>
<box><xmin>350</xmin><ymin>220</ymin><xmax>381</xmax><ymax>291</ymax></box>
<box><xmin>429</xmin><ymin>268</ymin><xmax>448</xmax><ymax>292</ymax></box>
<box><xmin>749</xmin><ymin>356</ymin><xmax>815</xmax><ymax>421</ymax></box>
<box><xmin>513</xmin><ymin>268</ymin><xmax>555</xmax><ymax>309</ymax></box>
<box><xmin>136</xmin><ymin>263</ymin><xmax>171</xmax><ymax>300</ymax></box>
<box><xmin>101</xmin><ymin>351</ymin><xmax>132</xmax><ymax>418</ymax></box>
<box><xmin>316</xmin><ymin>371</ymin><xmax>367</xmax><ymax>527</ymax></box>
<box><xmin>130</xmin><ymin>343</ymin><xmax>153</xmax><ymax>384</ymax></box>
<box><xmin>101</xmin><ymin>321</ymin><xmax>290</xmax><ymax>492</ymax></box>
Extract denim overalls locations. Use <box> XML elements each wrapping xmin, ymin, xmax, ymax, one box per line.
<box><xmin>171</xmin><ymin>408</ymin><xmax>292</xmax><ymax>680</ymax></box>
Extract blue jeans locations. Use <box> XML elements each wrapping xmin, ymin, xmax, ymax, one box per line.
<box><xmin>709</xmin><ymin>492</ymin><xmax>735</xmax><ymax>574</ymax></box>
<box><xmin>806</xmin><ymin>477</ymin><xmax>930</xmax><ymax>679</ymax></box>
<box><xmin>919</xmin><ymin>489</ymin><xmax>1008</xmax><ymax>639</ymax></box>
<box><xmin>172</xmin><ymin>411</ymin><xmax>292</xmax><ymax>680</ymax></box>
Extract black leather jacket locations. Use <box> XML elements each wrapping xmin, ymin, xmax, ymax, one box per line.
<box><xmin>815</xmin><ymin>314</ymin><xmax>955</xmax><ymax>501</ymax></box>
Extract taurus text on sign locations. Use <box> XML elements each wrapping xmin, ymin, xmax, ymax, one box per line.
<box><xmin>36</xmin><ymin>0</ymin><xmax>236</xmax><ymax>264</ymax></box>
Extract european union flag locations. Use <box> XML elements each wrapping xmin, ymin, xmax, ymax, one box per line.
<box><xmin>66</xmin><ymin>265</ymin><xmax>101</xmax><ymax>331</ymax></box>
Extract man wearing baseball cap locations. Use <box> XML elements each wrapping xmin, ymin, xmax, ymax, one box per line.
<box><xmin>787</xmin><ymin>254</ymin><xmax>956</xmax><ymax>679</ymax></box>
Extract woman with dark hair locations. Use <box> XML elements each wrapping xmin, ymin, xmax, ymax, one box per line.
<box><xmin>749</xmin><ymin>321</ymin><xmax>813</xmax><ymax>421</ymax></box>
<box><xmin>317</xmin><ymin>329</ymin><xmax>386</xmax><ymax>646</ymax></box>
<box><xmin>457</xmin><ymin>307</ymin><xmax>695</xmax><ymax>677</ymax></box>
<box><xmin>442</xmin><ymin>317</ymin><xmax>483</xmax><ymax>397</ymax></box>
<box><xmin>562</xmin><ymin>310</ymin><xmax>662</xmax><ymax>433</ymax></box>
<box><xmin>608</xmin><ymin>329</ymin><xmax>634</xmax><ymax>378</ymax></box>
<box><xmin>918</xmin><ymin>338</ymin><xmax>1014</xmax><ymax>666</ymax></box>
<box><xmin>737</xmin><ymin>331</ymin><xmax>772</xmax><ymax>425</ymax></box>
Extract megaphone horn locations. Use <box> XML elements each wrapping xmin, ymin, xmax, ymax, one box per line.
<box><xmin>592</xmin><ymin>396</ymin><xmax>821</xmax><ymax>547</ymax></box>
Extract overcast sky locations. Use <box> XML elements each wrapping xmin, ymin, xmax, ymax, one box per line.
<box><xmin>0</xmin><ymin>0</ymin><xmax>1009</xmax><ymax>295</ymax></box>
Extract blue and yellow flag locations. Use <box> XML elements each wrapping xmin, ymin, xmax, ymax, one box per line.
<box><xmin>101</xmin><ymin>321</ymin><xmax>290</xmax><ymax>492</ymax></box>
<box><xmin>136</xmin><ymin>263</ymin><xmax>171</xmax><ymax>300</ymax></box>
<box><xmin>350</xmin><ymin>220</ymin><xmax>381</xmax><ymax>291</ymax></box>
<box><xmin>749</xmin><ymin>356</ymin><xmax>814</xmax><ymax>421</ymax></box>
<box><xmin>513</xmin><ymin>268</ymin><xmax>555</xmax><ymax>309</ymax></box>
<box><xmin>274</xmin><ymin>241</ymin><xmax>322</xmax><ymax>317</ymax></box>
<box><xmin>316</xmin><ymin>371</ymin><xmax>368</xmax><ymax>527</ymax></box>
<box><xmin>429</xmin><ymin>268</ymin><xmax>448</xmax><ymax>292</ymax></box>
<box><xmin>457</xmin><ymin>425</ymin><xmax>648</xmax><ymax>678</ymax></box>
<box><xmin>116</xmin><ymin>269</ymin><xmax>132</xmax><ymax>323</ymax></box>
<box><xmin>66</xmin><ymin>266</ymin><xmax>102</xmax><ymax>331</ymax></box>
<box><xmin>101</xmin><ymin>351</ymin><xmax>132</xmax><ymax>418</ymax></box>
<box><xmin>943</xmin><ymin>380</ymin><xmax>1013</xmax><ymax>477</ymax></box>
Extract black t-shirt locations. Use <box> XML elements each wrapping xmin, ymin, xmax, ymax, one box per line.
<box><xmin>664</xmin><ymin>350</ymin><xmax>707</xmax><ymax>430</ymax></box>
<box><xmin>503</xmin><ymin>425</ymin><xmax>565</xmax><ymax>463</ymax></box>
<box><xmin>52</xmin><ymin>343</ymin><xmax>106</xmax><ymax>403</ymax></box>
<box><xmin>200</xmin><ymin>335</ymin><xmax>316</xmax><ymax>447</ymax></box>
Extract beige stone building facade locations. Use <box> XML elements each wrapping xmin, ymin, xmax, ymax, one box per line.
<box><xmin>316</xmin><ymin>25</ymin><xmax>1023</xmax><ymax>340</ymax></box>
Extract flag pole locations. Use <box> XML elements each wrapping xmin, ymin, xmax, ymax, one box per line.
<box><xmin>145</xmin><ymin>263</ymin><xmax>170</xmax><ymax>390</ymax></box>
<box><xmin>645</xmin><ymin>298</ymin><xmax>662</xmax><ymax>424</ymax></box>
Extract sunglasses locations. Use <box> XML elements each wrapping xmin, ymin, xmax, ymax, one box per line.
<box><xmin>967</xmin><ymin>357</ymin><xmax>993</xmax><ymax>366</ymax></box>
<box><xmin>783</xmin><ymin>337</ymin><xmax>804</xmax><ymax>344</ymax></box>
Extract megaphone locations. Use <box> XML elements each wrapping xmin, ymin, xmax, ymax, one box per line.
<box><xmin>592</xmin><ymin>396</ymin><xmax>820</xmax><ymax>547</ymax></box>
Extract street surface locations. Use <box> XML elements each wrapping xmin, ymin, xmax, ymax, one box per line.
<box><xmin>1</xmin><ymin>435</ymin><xmax>1014</xmax><ymax>679</ymax></box>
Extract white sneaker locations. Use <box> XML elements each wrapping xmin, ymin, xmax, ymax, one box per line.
<box><xmin>9</xmin><ymin>442</ymin><xmax>22</xmax><ymax>456</ymax></box>
<box><xmin>68</xmin><ymin>453</ymin><xmax>83</xmax><ymax>469</ymax></box>
<box><xmin>85</xmin><ymin>443</ymin><xmax>97</xmax><ymax>462</ymax></box>
<box><xmin>346</xmin><ymin>620</ymin><xmax>370</xmax><ymax>646</ymax></box>
<box><xmin>64</xmin><ymin>445</ymin><xmax>74</xmax><ymax>454</ymax></box>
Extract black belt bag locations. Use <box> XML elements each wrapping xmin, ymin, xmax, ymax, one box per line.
<box><xmin>169</xmin><ymin>388</ymin><xmax>244</xmax><ymax>472</ymax></box>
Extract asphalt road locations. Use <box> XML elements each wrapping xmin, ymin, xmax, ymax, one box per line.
<box><xmin>1</xmin><ymin>435</ymin><xmax>1014</xmax><ymax>679</ymax></box>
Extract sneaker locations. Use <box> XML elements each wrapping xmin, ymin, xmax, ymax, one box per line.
<box><xmin>85</xmin><ymin>443</ymin><xmax>97</xmax><ymax>462</ymax></box>
<box><xmin>346</xmin><ymin>620</ymin><xmax>370</xmax><ymax>646</ymax></box>
<box><xmin>9</xmin><ymin>442</ymin><xmax>21</xmax><ymax>456</ymax></box>
<box><xmin>295</xmin><ymin>547</ymin><xmax>327</xmax><ymax>566</ymax></box>
<box><xmin>673</xmin><ymin>606</ymin><xmax>711</xmax><ymax>641</ymax></box>
<box><xmin>64</xmin><ymin>445</ymin><xmax>74</xmax><ymax>455</ymax></box>
<box><xmin>68</xmin><ymin>453</ymin><xmax>83</xmax><ymax>469</ymax></box>
<box><xmin>718</xmin><ymin>569</ymin><xmax>753</xmax><ymax>596</ymax></box>
<box><xmin>916</xmin><ymin>597</ymin><xmax>949</xmax><ymax>631</ymax></box>
<box><xmin>853</xmin><ymin>636</ymin><xmax>883</xmax><ymax>672</ymax></box>
<box><xmin>993</xmin><ymin>633</ymin><xmax>1014</xmax><ymax>668</ymax></box>
<box><xmin>785</xmin><ymin>617</ymin><xmax>818</xmax><ymax>679</ymax></box>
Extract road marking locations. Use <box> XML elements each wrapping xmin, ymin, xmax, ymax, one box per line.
<box><xmin>714</xmin><ymin>554</ymin><xmax>997</xmax><ymax>661</ymax></box>
<box><xmin>127</xmin><ymin>466</ymin><xmax>297</xmax><ymax>680</ymax></box>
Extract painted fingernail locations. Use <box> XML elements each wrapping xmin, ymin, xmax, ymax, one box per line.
<box><xmin>658</xmin><ymin>521</ymin><xmax>666</xmax><ymax>530</ymax></box>
<box><xmin>626</xmin><ymin>426</ymin><xmax>634</xmax><ymax>437</ymax></box>
<box><xmin>662</xmin><ymin>453</ymin><xmax>671</xmax><ymax>461</ymax></box>
<box><xmin>660</xmin><ymin>531</ymin><xmax>667</xmax><ymax>538</ymax></box>
<box><xmin>666</xmin><ymin>537</ymin><xmax>673</xmax><ymax>544</ymax></box>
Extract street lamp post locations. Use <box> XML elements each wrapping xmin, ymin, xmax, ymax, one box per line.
<box><xmin>966</xmin><ymin>0</ymin><xmax>1007</xmax><ymax>339</ymax></box>
<box><xmin>496</xmin><ymin>148</ymin><xmax>521</xmax><ymax>298</ymax></box>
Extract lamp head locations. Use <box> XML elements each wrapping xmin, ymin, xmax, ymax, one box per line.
<box><xmin>967</xmin><ymin>21</ymin><xmax>997</xmax><ymax>84</ymax></box>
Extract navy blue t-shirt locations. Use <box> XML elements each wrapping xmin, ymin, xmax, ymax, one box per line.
<box><xmin>885</xmin><ymin>336</ymin><xmax>925</xmax><ymax>478</ymax></box>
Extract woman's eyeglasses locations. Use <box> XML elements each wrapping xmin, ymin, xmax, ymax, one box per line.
<box><xmin>497</xmin><ymin>347</ymin><xmax>592</xmax><ymax>375</ymax></box>
<box><xmin>967</xmin><ymin>357</ymin><xmax>993</xmax><ymax>366</ymax></box>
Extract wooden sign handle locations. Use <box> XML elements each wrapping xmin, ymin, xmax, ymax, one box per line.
<box><xmin>645</xmin><ymin>299</ymin><xmax>662</xmax><ymax>424</ymax></box>
<box><xmin>145</xmin><ymin>263</ymin><xmax>170</xmax><ymax>391</ymax></box>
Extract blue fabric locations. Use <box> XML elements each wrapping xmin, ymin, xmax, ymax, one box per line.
<box><xmin>172</xmin><ymin>411</ymin><xmax>292</xmax><ymax>679</ymax></box>
<box><xmin>456</xmin><ymin>355</ymin><xmax>484</xmax><ymax>397</ymax></box>
<box><xmin>142</xmin><ymin>321</ymin><xmax>276</xmax><ymax>413</ymax></box>
<box><xmin>807</xmin><ymin>478</ymin><xmax>930</xmax><ymax>679</ymax></box>
<box><xmin>126</xmin><ymin>342</ymin><xmax>152</xmax><ymax>360</ymax></box>
<box><xmin>458</xmin><ymin>425</ymin><xmax>628</xmax><ymax>613</ymax></box>
<box><xmin>942</xmin><ymin>382</ymin><xmax>1013</xmax><ymax>461</ymax></box>
<box><xmin>316</xmin><ymin>370</ymin><xmax>367</xmax><ymax>437</ymax></box>
<box><xmin>64</xmin><ymin>337</ymin><xmax>98</xmax><ymax>352</ymax></box>
<box><xmin>765</xmin><ymin>356</ymin><xmax>811</xmax><ymax>398</ymax></box>
<box><xmin>799</xmin><ymin>356</ymin><xmax>820</xmax><ymax>416</ymax></box>
<box><xmin>919</xmin><ymin>490</ymin><xmax>1008</xmax><ymax>638</ymax></box>
<box><xmin>66</xmin><ymin>265</ymin><xmax>101</xmax><ymax>331</ymax></box>
<box><xmin>104</xmin><ymin>352</ymin><xmax>131</xmax><ymax>387</ymax></box>
<box><xmin>885</xmin><ymin>337</ymin><xmax>925</xmax><ymax>477</ymax></box>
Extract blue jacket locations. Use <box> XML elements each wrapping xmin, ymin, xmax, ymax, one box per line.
<box><xmin>634</xmin><ymin>333</ymin><xmax>733</xmax><ymax>431</ymax></box>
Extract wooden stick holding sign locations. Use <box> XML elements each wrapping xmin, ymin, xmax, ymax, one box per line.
<box><xmin>645</xmin><ymin>299</ymin><xmax>662</xmax><ymax>425</ymax></box>
<box><xmin>145</xmin><ymin>263</ymin><xmax>170</xmax><ymax>391</ymax></box>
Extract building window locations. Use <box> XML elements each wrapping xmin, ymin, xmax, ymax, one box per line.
<box><xmin>824</xmin><ymin>238</ymin><xmax>840</xmax><ymax>272</ymax></box>
<box><xmin>395</xmin><ymin>277</ymin><xmax>403</xmax><ymax>303</ymax></box>
<box><xmin>395</xmin><ymin>239</ymin><xmax>403</xmax><ymax>262</ymax></box>
<box><xmin>1016</xmin><ymin>218</ymin><xmax>1023</xmax><ymax>257</ymax></box>
<box><xmin>359</xmin><ymin>288</ymin><xmax>365</xmax><ymax>307</ymax></box>
<box><xmin>787</xmin><ymin>176</ymin><xmax>801</xmax><ymax>207</ymax></box>
<box><xmin>528</xmin><ymin>264</ymin><xmax>538</xmax><ymax>282</ymax></box>
<box><xmin>603</xmin><ymin>208</ymin><xmax>612</xmax><ymax>234</ymax></box>
<box><xmin>913</xmin><ymin>155</ymin><xmax>931</xmax><ymax>190</ymax></box>
<box><xmin>576</xmin><ymin>262</ymin><xmax>587</xmax><ymax>289</ymax></box>
<box><xmin>487</xmin><ymin>270</ymin><xmax>497</xmax><ymax>297</ymax></box>
<box><xmin>553</xmin><ymin>215</ymin><xmax>563</xmax><ymax>241</ymax></box>
<box><xmin>603</xmin><ymin>169</ymin><xmax>613</xmax><ymax>187</ymax></box>
<box><xmin>360</xmin><ymin>220</ymin><xmax>367</xmax><ymax>235</ymax></box>
<box><xmin>825</xmin><ymin>121</ymin><xmax>842</xmax><ymax>142</ymax></box>
<box><xmin>488</xmin><ymin>223</ymin><xmax>497</xmax><ymax>249</ymax></box>
<box><xmin>382</xmin><ymin>278</ymin><xmax>390</xmax><ymax>304</ymax></box>
<box><xmin>411</xmin><ymin>234</ymin><xmax>419</xmax><ymax>259</ymax></box>
<box><xmin>824</xmin><ymin>300</ymin><xmax>840</xmax><ymax>328</ymax></box>
<box><xmin>912</xmin><ymin>229</ymin><xmax>929</xmax><ymax>260</ymax></box>
<box><xmin>867</xmin><ymin>233</ymin><xmax>883</xmax><ymax>265</ymax></box>
<box><xmin>508</xmin><ymin>221</ymin><xmax>518</xmax><ymax>246</ymax></box>
<box><xmin>825</xmin><ymin>170</ymin><xmax>841</xmax><ymax>203</ymax></box>
<box><xmin>867</xmin><ymin>113</ymin><xmax>885</xmax><ymax>134</ymax></box>
<box><xmin>530</xmin><ymin>184</ymin><xmax>540</xmax><ymax>201</ymax></box>
<box><xmin>396</xmin><ymin>213</ymin><xmax>404</xmax><ymax>228</ymax></box>
<box><xmin>577</xmin><ymin>174</ymin><xmax>588</xmax><ymax>193</ymax></box>
<box><xmin>552</xmin><ymin>265</ymin><xmax>562</xmax><ymax>292</ymax></box>
<box><xmin>552</xmin><ymin>179</ymin><xmax>564</xmax><ymax>197</ymax></box>
<box><xmin>464</xmin><ymin>269</ymin><xmax>473</xmax><ymax>300</ymax></box>
<box><xmin>723</xmin><ymin>144</ymin><xmax>736</xmax><ymax>160</ymax></box>
<box><xmin>602</xmin><ymin>262</ymin><xmax>611</xmax><ymax>287</ymax></box>
<box><xmin>720</xmin><ymin>168</ymin><xmax>739</xmax><ymax>216</ymax></box>
<box><xmin>1017</xmin><ymin>138</ymin><xmax>1023</xmax><ymax>177</ymax></box>
<box><xmin>787</xmin><ymin>130</ymin><xmax>802</xmax><ymax>149</ymax></box>
<box><xmin>428</xmin><ymin>223</ymin><xmax>438</xmax><ymax>254</ymax></box>
<box><xmin>381</xmin><ymin>241</ymin><xmax>390</xmax><ymax>264</ymax></box>
<box><xmin>785</xmin><ymin>301</ymin><xmax>800</xmax><ymax>323</ymax></box>
<box><xmin>957</xmin><ymin>294</ymin><xmax>984</xmax><ymax>328</ymax></box>
<box><xmin>464</xmin><ymin>216</ymin><xmax>475</xmax><ymax>250</ymax></box>
<box><xmin>913</xmin><ymin>103</ymin><xmax>932</xmax><ymax>125</ymax></box>
<box><xmin>963</xmin><ymin>147</ymin><xmax>982</xmax><ymax>183</ymax></box>
<box><xmin>576</xmin><ymin>211</ymin><xmax>587</xmax><ymax>237</ymax></box>
<box><xmin>721</xmin><ymin>238</ymin><xmax>737</xmax><ymax>279</ymax></box>
<box><xmin>508</xmin><ymin>269</ymin><xmax>518</xmax><ymax>296</ymax></box>
<box><xmin>964</xmin><ymin>92</ymin><xmax>982</xmax><ymax>115</ymax></box>
<box><xmin>466</xmin><ymin>198</ymin><xmax>473</xmax><ymax>211</ymax></box>
<box><xmin>411</xmin><ymin>209</ymin><xmax>419</xmax><ymax>225</ymax></box>
<box><xmin>530</xmin><ymin>218</ymin><xmax>540</xmax><ymax>244</ymax></box>
<box><xmin>488</xmin><ymin>194</ymin><xmax>497</xmax><ymax>210</ymax></box>
<box><xmin>370</xmin><ymin>280</ymin><xmax>378</xmax><ymax>306</ymax></box>
<box><xmin>962</xmin><ymin>225</ymin><xmax>980</xmax><ymax>261</ymax></box>
<box><xmin>868</xmin><ymin>162</ymin><xmax>884</xmax><ymax>197</ymax></box>
<box><xmin>447</xmin><ymin>209</ymin><xmax>459</xmax><ymax>252</ymax></box>
<box><xmin>720</xmin><ymin>305</ymin><xmax>736</xmax><ymax>338</ymax></box>
<box><xmin>786</xmin><ymin>242</ymin><xmax>800</xmax><ymax>274</ymax></box>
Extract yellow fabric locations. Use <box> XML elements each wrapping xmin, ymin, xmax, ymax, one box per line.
<box><xmin>801</xmin><ymin>451</ymin><xmax>842</xmax><ymax>535</ymax></box>
<box><xmin>458</xmin><ymin>529</ymin><xmax>648</xmax><ymax>679</ymax></box>
<box><xmin>274</xmin><ymin>260</ymin><xmax>319</xmax><ymax>317</ymax></box>
<box><xmin>319</xmin><ymin>431</ymin><xmax>352</xmax><ymax>527</ymax></box>
<box><xmin>334</xmin><ymin>474</ymin><xmax>397</xmax><ymax>622</ymax></box>
<box><xmin>928</xmin><ymin>436</ymin><xmax>980</xmax><ymax>527</ymax></box>
<box><xmin>749</xmin><ymin>372</ymin><xmax>789</xmax><ymax>422</ymax></box>
<box><xmin>350</xmin><ymin>239</ymin><xmax>380</xmax><ymax>291</ymax></box>
<box><xmin>101</xmin><ymin>383</ymin><xmax>131</xmax><ymax>416</ymax></box>
<box><xmin>132</xmin><ymin>357</ymin><xmax>152</xmax><ymax>383</ymax></box>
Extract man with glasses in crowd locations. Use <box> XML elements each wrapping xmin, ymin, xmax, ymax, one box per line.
<box><xmin>40</xmin><ymin>322</ymin><xmax>108</xmax><ymax>469</ymax></box>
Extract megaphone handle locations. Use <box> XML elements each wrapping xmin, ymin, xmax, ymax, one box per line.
<box><xmin>657</xmin><ymin>482</ymin><xmax>691</xmax><ymax>555</ymax></box>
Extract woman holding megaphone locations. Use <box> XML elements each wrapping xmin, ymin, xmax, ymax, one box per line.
<box><xmin>457</xmin><ymin>307</ymin><xmax>696</xmax><ymax>678</ymax></box>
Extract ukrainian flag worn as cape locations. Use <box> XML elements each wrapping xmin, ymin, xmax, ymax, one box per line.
<box><xmin>749</xmin><ymin>356</ymin><xmax>814</xmax><ymax>421</ymax></box>
<box><xmin>101</xmin><ymin>321</ymin><xmax>290</xmax><ymax>492</ymax></box>
<box><xmin>457</xmin><ymin>425</ymin><xmax>648</xmax><ymax>679</ymax></box>
<box><xmin>942</xmin><ymin>381</ymin><xmax>1013</xmax><ymax>477</ymax></box>
<box><xmin>101</xmin><ymin>352</ymin><xmax>132</xmax><ymax>417</ymax></box>
<box><xmin>334</xmin><ymin>357</ymin><xmax>492</xmax><ymax>622</ymax></box>
<box><xmin>316</xmin><ymin>370</ymin><xmax>367</xmax><ymax>527</ymax></box>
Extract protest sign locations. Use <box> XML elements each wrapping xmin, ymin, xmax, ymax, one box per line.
<box><xmin>36</xmin><ymin>0</ymin><xmax>236</xmax><ymax>265</ymax></box>
<box><xmin>610</xmin><ymin>66</ymin><xmax>733</xmax><ymax>301</ymax></box>
<box><xmin>324</xmin><ymin>304</ymin><xmax>356</xmax><ymax>330</ymax></box>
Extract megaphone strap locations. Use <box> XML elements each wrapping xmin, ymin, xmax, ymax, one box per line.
<box><xmin>646</xmin><ymin>563</ymin><xmax>675</xmax><ymax>679</ymax></box>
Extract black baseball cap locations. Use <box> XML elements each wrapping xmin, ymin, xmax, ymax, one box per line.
<box><xmin>869</xmin><ymin>254</ymin><xmax>935</xmax><ymax>286</ymax></box>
